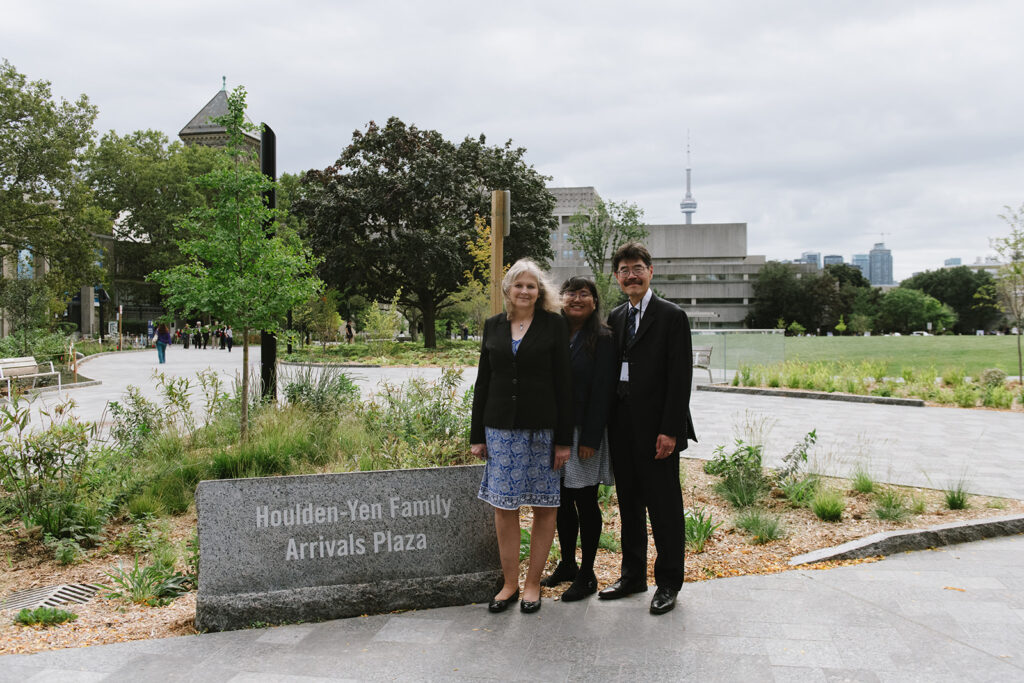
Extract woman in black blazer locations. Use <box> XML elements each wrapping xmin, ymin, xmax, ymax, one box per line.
<box><xmin>471</xmin><ymin>259</ymin><xmax>572</xmax><ymax>614</ymax></box>
<box><xmin>540</xmin><ymin>276</ymin><xmax>616</xmax><ymax>601</ymax></box>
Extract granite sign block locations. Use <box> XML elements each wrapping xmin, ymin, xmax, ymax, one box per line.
<box><xmin>195</xmin><ymin>464</ymin><xmax>500</xmax><ymax>631</ymax></box>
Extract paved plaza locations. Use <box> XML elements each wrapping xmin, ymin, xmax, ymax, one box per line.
<box><xmin>4</xmin><ymin>347</ymin><xmax>1023</xmax><ymax>681</ymax></box>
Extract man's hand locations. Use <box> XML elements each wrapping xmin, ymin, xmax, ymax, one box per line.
<box><xmin>553</xmin><ymin>445</ymin><xmax>571</xmax><ymax>470</ymax></box>
<box><xmin>471</xmin><ymin>443</ymin><xmax>487</xmax><ymax>460</ymax></box>
<box><xmin>654</xmin><ymin>434</ymin><xmax>676</xmax><ymax>460</ymax></box>
<box><xmin>578</xmin><ymin>445</ymin><xmax>595</xmax><ymax>460</ymax></box>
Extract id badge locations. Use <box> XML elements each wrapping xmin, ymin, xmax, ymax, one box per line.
<box><xmin>619</xmin><ymin>361</ymin><xmax>629</xmax><ymax>381</ymax></box>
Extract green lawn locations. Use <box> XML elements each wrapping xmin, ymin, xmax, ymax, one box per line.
<box><xmin>784</xmin><ymin>335</ymin><xmax>1023</xmax><ymax>377</ymax></box>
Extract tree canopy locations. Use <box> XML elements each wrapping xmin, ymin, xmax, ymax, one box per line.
<box><xmin>568</xmin><ymin>198</ymin><xmax>647</xmax><ymax>315</ymax></box>
<box><xmin>900</xmin><ymin>266</ymin><xmax>1001</xmax><ymax>333</ymax></box>
<box><xmin>0</xmin><ymin>59</ymin><xmax>103</xmax><ymax>297</ymax></box>
<box><xmin>296</xmin><ymin>117</ymin><xmax>555</xmax><ymax>347</ymax></box>
<box><xmin>875</xmin><ymin>287</ymin><xmax>956</xmax><ymax>334</ymax></box>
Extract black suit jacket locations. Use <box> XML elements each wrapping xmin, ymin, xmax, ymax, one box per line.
<box><xmin>569</xmin><ymin>330</ymin><xmax>617</xmax><ymax>450</ymax></box>
<box><xmin>470</xmin><ymin>309</ymin><xmax>573</xmax><ymax>446</ymax></box>
<box><xmin>609</xmin><ymin>294</ymin><xmax>697</xmax><ymax>453</ymax></box>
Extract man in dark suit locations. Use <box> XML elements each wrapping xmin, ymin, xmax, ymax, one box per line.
<box><xmin>598</xmin><ymin>241</ymin><xmax>696</xmax><ymax>615</ymax></box>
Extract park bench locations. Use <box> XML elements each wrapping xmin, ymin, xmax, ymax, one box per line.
<box><xmin>692</xmin><ymin>345</ymin><xmax>713</xmax><ymax>383</ymax></box>
<box><xmin>0</xmin><ymin>356</ymin><xmax>61</xmax><ymax>396</ymax></box>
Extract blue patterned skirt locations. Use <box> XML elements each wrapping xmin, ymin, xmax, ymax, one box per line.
<box><xmin>478</xmin><ymin>427</ymin><xmax>561</xmax><ymax>510</ymax></box>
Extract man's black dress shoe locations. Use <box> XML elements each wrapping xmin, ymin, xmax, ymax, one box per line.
<box><xmin>488</xmin><ymin>589</ymin><xmax>519</xmax><ymax>613</ymax></box>
<box><xmin>597</xmin><ymin>578</ymin><xmax>648</xmax><ymax>600</ymax></box>
<box><xmin>540</xmin><ymin>560</ymin><xmax>578</xmax><ymax>587</ymax></box>
<box><xmin>649</xmin><ymin>587</ymin><xmax>678</xmax><ymax>615</ymax></box>
<box><xmin>520</xmin><ymin>596</ymin><xmax>542</xmax><ymax>613</ymax></box>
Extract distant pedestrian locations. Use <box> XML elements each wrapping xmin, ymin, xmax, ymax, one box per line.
<box><xmin>446</xmin><ymin>320</ymin><xmax>453</xmax><ymax>340</ymax></box>
<box><xmin>461</xmin><ymin>323</ymin><xmax>469</xmax><ymax>341</ymax></box>
<box><xmin>154</xmin><ymin>323</ymin><xmax>171</xmax><ymax>364</ymax></box>
<box><xmin>345</xmin><ymin>321</ymin><xmax>354</xmax><ymax>344</ymax></box>
<box><xmin>225</xmin><ymin>326</ymin><xmax>234</xmax><ymax>352</ymax></box>
<box><xmin>219</xmin><ymin>326</ymin><xmax>227</xmax><ymax>350</ymax></box>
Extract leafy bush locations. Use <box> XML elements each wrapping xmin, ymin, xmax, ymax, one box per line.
<box><xmin>684</xmin><ymin>506</ymin><xmax>722</xmax><ymax>552</ymax></box>
<box><xmin>108</xmin><ymin>386</ymin><xmax>164</xmax><ymax>452</ymax></box>
<box><xmin>14</xmin><ymin>606</ymin><xmax>78</xmax><ymax>627</ymax></box>
<box><xmin>810</xmin><ymin>488</ymin><xmax>845</xmax><ymax>522</ymax></box>
<box><xmin>953</xmin><ymin>384</ymin><xmax>978</xmax><ymax>408</ymax></box>
<box><xmin>874</xmin><ymin>488</ymin><xmax>909</xmax><ymax>521</ymax></box>
<box><xmin>979</xmin><ymin>368</ymin><xmax>1007</xmax><ymax>388</ymax></box>
<box><xmin>982</xmin><ymin>385</ymin><xmax>1013</xmax><ymax>409</ymax></box>
<box><xmin>705</xmin><ymin>440</ymin><xmax>763</xmax><ymax>477</ymax></box>
<box><xmin>734</xmin><ymin>509</ymin><xmax>785</xmax><ymax>544</ymax></box>
<box><xmin>101</xmin><ymin>556</ymin><xmax>192</xmax><ymax>606</ymax></box>
<box><xmin>45</xmin><ymin>536</ymin><xmax>84</xmax><ymax>565</ymax></box>
<box><xmin>941</xmin><ymin>368</ymin><xmax>966</xmax><ymax>387</ymax></box>
<box><xmin>775</xmin><ymin>430</ymin><xmax>817</xmax><ymax>481</ymax></box>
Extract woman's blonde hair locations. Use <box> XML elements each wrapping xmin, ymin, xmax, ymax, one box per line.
<box><xmin>502</xmin><ymin>258</ymin><xmax>560</xmax><ymax>314</ymax></box>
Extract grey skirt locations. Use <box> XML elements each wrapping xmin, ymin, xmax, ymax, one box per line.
<box><xmin>562</xmin><ymin>427</ymin><xmax>613</xmax><ymax>489</ymax></box>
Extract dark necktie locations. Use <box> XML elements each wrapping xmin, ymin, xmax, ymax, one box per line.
<box><xmin>626</xmin><ymin>305</ymin><xmax>639</xmax><ymax>347</ymax></box>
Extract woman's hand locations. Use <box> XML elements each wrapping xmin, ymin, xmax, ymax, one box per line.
<box><xmin>553</xmin><ymin>445</ymin><xmax>570</xmax><ymax>470</ymax></box>
<box><xmin>578</xmin><ymin>445</ymin><xmax>595</xmax><ymax>460</ymax></box>
<box><xmin>471</xmin><ymin>443</ymin><xmax>487</xmax><ymax>460</ymax></box>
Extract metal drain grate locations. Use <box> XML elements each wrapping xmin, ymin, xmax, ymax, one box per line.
<box><xmin>1</xmin><ymin>583</ymin><xmax>100</xmax><ymax>611</ymax></box>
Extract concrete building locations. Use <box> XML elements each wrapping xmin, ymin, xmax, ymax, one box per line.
<box><xmin>944</xmin><ymin>257</ymin><xmax>962</xmax><ymax>267</ymax></box>
<box><xmin>823</xmin><ymin>254</ymin><xmax>844</xmax><ymax>266</ymax></box>
<box><xmin>547</xmin><ymin>187</ymin><xmax>768</xmax><ymax>328</ymax></box>
<box><xmin>868</xmin><ymin>242</ymin><xmax>894</xmax><ymax>285</ymax></box>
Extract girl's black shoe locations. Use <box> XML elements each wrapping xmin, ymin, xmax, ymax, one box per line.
<box><xmin>539</xmin><ymin>560</ymin><xmax>578</xmax><ymax>587</ymax></box>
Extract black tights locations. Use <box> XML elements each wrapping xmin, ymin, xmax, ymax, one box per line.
<box><xmin>556</xmin><ymin>483</ymin><xmax>602</xmax><ymax>573</ymax></box>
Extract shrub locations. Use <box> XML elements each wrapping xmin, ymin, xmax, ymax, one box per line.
<box><xmin>810</xmin><ymin>488</ymin><xmax>845</xmax><ymax>522</ymax></box>
<box><xmin>705</xmin><ymin>440</ymin><xmax>763</xmax><ymax>477</ymax></box>
<box><xmin>982</xmin><ymin>386</ymin><xmax>1013</xmax><ymax>409</ymax></box>
<box><xmin>953</xmin><ymin>384</ymin><xmax>978</xmax><ymax>408</ymax></box>
<box><xmin>851</xmin><ymin>466</ymin><xmax>876</xmax><ymax>494</ymax></box>
<box><xmin>283</xmin><ymin>365</ymin><xmax>359</xmax><ymax>414</ymax></box>
<box><xmin>716</xmin><ymin>470</ymin><xmax>766</xmax><ymax>508</ymax></box>
<box><xmin>874</xmin><ymin>488</ymin><xmax>909</xmax><ymax>521</ymax></box>
<box><xmin>941</xmin><ymin>368</ymin><xmax>966</xmax><ymax>387</ymax></box>
<box><xmin>979</xmin><ymin>368</ymin><xmax>1007</xmax><ymax>388</ymax></box>
<box><xmin>684</xmin><ymin>506</ymin><xmax>722</xmax><ymax>552</ymax></box>
<box><xmin>14</xmin><ymin>606</ymin><xmax>78</xmax><ymax>627</ymax></box>
<box><xmin>46</xmin><ymin>536</ymin><xmax>84</xmax><ymax>565</ymax></box>
<box><xmin>780</xmin><ymin>475</ymin><xmax>818</xmax><ymax>507</ymax></box>
<box><xmin>944</xmin><ymin>480</ymin><xmax>970</xmax><ymax>510</ymax></box>
<box><xmin>108</xmin><ymin>386</ymin><xmax>164</xmax><ymax>452</ymax></box>
<box><xmin>101</xmin><ymin>556</ymin><xmax>192</xmax><ymax>607</ymax></box>
<box><xmin>734</xmin><ymin>509</ymin><xmax>785</xmax><ymax>544</ymax></box>
<box><xmin>30</xmin><ymin>499</ymin><xmax>104</xmax><ymax>547</ymax></box>
<box><xmin>775</xmin><ymin>430</ymin><xmax>817</xmax><ymax>481</ymax></box>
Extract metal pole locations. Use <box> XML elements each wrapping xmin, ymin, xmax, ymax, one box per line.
<box><xmin>489</xmin><ymin>190</ymin><xmax>510</xmax><ymax>316</ymax></box>
<box><xmin>260</xmin><ymin>124</ymin><xmax>277</xmax><ymax>400</ymax></box>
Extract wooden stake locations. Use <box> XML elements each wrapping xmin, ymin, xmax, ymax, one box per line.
<box><xmin>490</xmin><ymin>190</ymin><xmax>510</xmax><ymax>316</ymax></box>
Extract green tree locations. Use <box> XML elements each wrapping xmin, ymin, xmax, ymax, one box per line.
<box><xmin>567</xmin><ymin>198</ymin><xmax>647</xmax><ymax>314</ymax></box>
<box><xmin>0</xmin><ymin>60</ymin><xmax>103</xmax><ymax>295</ymax></box>
<box><xmin>294</xmin><ymin>290</ymin><xmax>343</xmax><ymax>350</ymax></box>
<box><xmin>876</xmin><ymin>288</ymin><xmax>956</xmax><ymax>334</ymax></box>
<box><xmin>0</xmin><ymin>277</ymin><xmax>50</xmax><ymax>355</ymax></box>
<box><xmin>745</xmin><ymin>262</ymin><xmax>803</xmax><ymax>329</ymax></box>
<box><xmin>992</xmin><ymin>205</ymin><xmax>1024</xmax><ymax>379</ymax></box>
<box><xmin>87</xmin><ymin>129</ymin><xmax>220</xmax><ymax>304</ymax></box>
<box><xmin>297</xmin><ymin>118</ymin><xmax>554</xmax><ymax>348</ymax></box>
<box><xmin>900</xmin><ymin>266</ymin><xmax>1002</xmax><ymax>333</ymax></box>
<box><xmin>150</xmin><ymin>87</ymin><xmax>321</xmax><ymax>439</ymax></box>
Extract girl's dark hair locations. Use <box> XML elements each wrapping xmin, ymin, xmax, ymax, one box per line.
<box><xmin>560</xmin><ymin>276</ymin><xmax>611</xmax><ymax>355</ymax></box>
<box><xmin>157</xmin><ymin>323</ymin><xmax>169</xmax><ymax>334</ymax></box>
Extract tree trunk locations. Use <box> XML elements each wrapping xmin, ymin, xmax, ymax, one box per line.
<box><xmin>422</xmin><ymin>297</ymin><xmax>437</xmax><ymax>348</ymax></box>
<box><xmin>1017</xmin><ymin>328</ymin><xmax>1022</xmax><ymax>383</ymax></box>
<box><xmin>241</xmin><ymin>327</ymin><xmax>249</xmax><ymax>441</ymax></box>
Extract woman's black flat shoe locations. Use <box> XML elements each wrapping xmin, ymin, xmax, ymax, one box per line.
<box><xmin>520</xmin><ymin>596</ymin><xmax>542</xmax><ymax>613</ymax></box>
<box><xmin>488</xmin><ymin>589</ymin><xmax>519</xmax><ymax>613</ymax></box>
<box><xmin>540</xmin><ymin>561</ymin><xmax>578</xmax><ymax>587</ymax></box>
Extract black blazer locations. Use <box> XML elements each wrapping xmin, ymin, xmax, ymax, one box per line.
<box><xmin>569</xmin><ymin>329</ymin><xmax>617</xmax><ymax>450</ymax></box>
<box><xmin>470</xmin><ymin>309</ymin><xmax>573</xmax><ymax>446</ymax></box>
<box><xmin>609</xmin><ymin>294</ymin><xmax>697</xmax><ymax>452</ymax></box>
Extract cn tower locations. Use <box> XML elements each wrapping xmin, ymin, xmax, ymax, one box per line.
<box><xmin>680</xmin><ymin>139</ymin><xmax>697</xmax><ymax>224</ymax></box>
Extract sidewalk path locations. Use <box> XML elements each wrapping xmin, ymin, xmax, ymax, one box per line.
<box><xmin>5</xmin><ymin>353</ymin><xmax>1023</xmax><ymax>681</ymax></box>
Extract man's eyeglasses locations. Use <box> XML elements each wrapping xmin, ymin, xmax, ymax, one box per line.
<box><xmin>616</xmin><ymin>265</ymin><xmax>649</xmax><ymax>277</ymax></box>
<box><xmin>562</xmin><ymin>290</ymin><xmax>593</xmax><ymax>300</ymax></box>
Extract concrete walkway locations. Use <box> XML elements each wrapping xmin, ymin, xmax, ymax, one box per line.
<box><xmin>4</xmin><ymin>350</ymin><xmax>1023</xmax><ymax>681</ymax></box>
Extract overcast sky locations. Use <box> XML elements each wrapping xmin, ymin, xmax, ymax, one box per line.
<box><xmin>5</xmin><ymin>0</ymin><xmax>1023</xmax><ymax>280</ymax></box>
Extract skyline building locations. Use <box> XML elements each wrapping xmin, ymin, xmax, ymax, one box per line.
<box><xmin>852</xmin><ymin>253</ymin><xmax>869</xmax><ymax>275</ymax></box>
<box><xmin>868</xmin><ymin>242</ymin><xmax>894</xmax><ymax>285</ymax></box>
<box><xmin>679</xmin><ymin>142</ymin><xmax>698</xmax><ymax>225</ymax></box>
<box><xmin>823</xmin><ymin>254</ymin><xmax>844</xmax><ymax>266</ymax></box>
<box><xmin>800</xmin><ymin>251</ymin><xmax>821</xmax><ymax>269</ymax></box>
